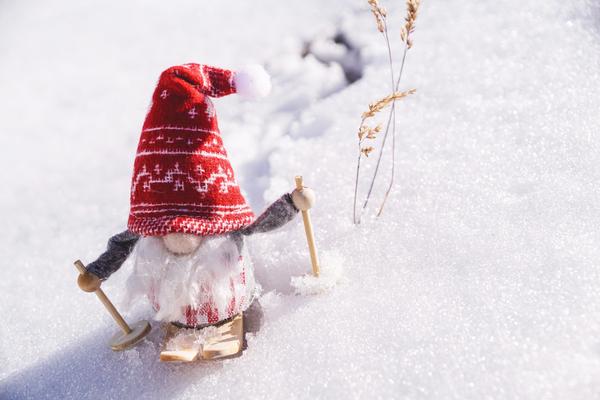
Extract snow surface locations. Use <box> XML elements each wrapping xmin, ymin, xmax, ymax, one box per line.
<box><xmin>3</xmin><ymin>0</ymin><xmax>600</xmax><ymax>398</ymax></box>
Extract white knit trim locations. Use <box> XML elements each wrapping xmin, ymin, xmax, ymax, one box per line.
<box><xmin>131</xmin><ymin>208</ymin><xmax>254</xmax><ymax>216</ymax></box>
<box><xmin>136</xmin><ymin>150</ymin><xmax>228</xmax><ymax>160</ymax></box>
<box><xmin>131</xmin><ymin>202</ymin><xmax>251</xmax><ymax>210</ymax></box>
<box><xmin>143</xmin><ymin>126</ymin><xmax>220</xmax><ymax>135</ymax></box>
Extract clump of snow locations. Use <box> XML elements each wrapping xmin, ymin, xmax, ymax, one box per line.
<box><xmin>164</xmin><ymin>326</ymin><xmax>218</xmax><ymax>352</ymax></box>
<box><xmin>290</xmin><ymin>250</ymin><xmax>344</xmax><ymax>295</ymax></box>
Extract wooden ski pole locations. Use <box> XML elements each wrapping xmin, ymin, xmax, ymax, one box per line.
<box><xmin>73</xmin><ymin>259</ymin><xmax>151</xmax><ymax>351</ymax></box>
<box><xmin>295</xmin><ymin>176</ymin><xmax>320</xmax><ymax>277</ymax></box>
<box><xmin>74</xmin><ymin>260</ymin><xmax>131</xmax><ymax>334</ymax></box>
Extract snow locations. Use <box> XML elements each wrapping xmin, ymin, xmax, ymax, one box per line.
<box><xmin>290</xmin><ymin>250</ymin><xmax>345</xmax><ymax>296</ymax></box>
<box><xmin>3</xmin><ymin>0</ymin><xmax>600</xmax><ymax>399</ymax></box>
<box><xmin>164</xmin><ymin>326</ymin><xmax>218</xmax><ymax>353</ymax></box>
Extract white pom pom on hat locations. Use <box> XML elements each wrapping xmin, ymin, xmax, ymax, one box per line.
<box><xmin>234</xmin><ymin>65</ymin><xmax>272</xmax><ymax>100</ymax></box>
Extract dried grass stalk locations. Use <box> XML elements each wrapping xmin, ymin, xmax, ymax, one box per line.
<box><xmin>354</xmin><ymin>0</ymin><xmax>422</xmax><ymax>224</ymax></box>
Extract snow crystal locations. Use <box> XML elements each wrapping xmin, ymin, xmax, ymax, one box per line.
<box><xmin>122</xmin><ymin>348</ymin><xmax>143</xmax><ymax>369</ymax></box>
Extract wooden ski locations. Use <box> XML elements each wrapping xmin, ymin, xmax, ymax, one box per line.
<box><xmin>160</xmin><ymin>313</ymin><xmax>244</xmax><ymax>362</ymax></box>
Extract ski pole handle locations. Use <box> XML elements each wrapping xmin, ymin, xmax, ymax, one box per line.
<box><xmin>295</xmin><ymin>176</ymin><xmax>320</xmax><ymax>277</ymax></box>
<box><xmin>74</xmin><ymin>260</ymin><xmax>132</xmax><ymax>334</ymax></box>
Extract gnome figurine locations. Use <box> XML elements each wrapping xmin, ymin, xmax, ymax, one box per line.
<box><xmin>78</xmin><ymin>63</ymin><xmax>315</xmax><ymax>360</ymax></box>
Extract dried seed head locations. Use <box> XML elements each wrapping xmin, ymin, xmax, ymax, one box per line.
<box><xmin>361</xmin><ymin>146</ymin><xmax>375</xmax><ymax>157</ymax></box>
<box><xmin>368</xmin><ymin>0</ymin><xmax>387</xmax><ymax>33</ymax></box>
<box><xmin>358</xmin><ymin>126</ymin><xmax>369</xmax><ymax>141</ymax></box>
<box><xmin>403</xmin><ymin>0</ymin><xmax>421</xmax><ymax>49</ymax></box>
<box><xmin>358</xmin><ymin>124</ymin><xmax>383</xmax><ymax>141</ymax></box>
<box><xmin>366</xmin><ymin>124</ymin><xmax>382</xmax><ymax>139</ymax></box>
<box><xmin>362</xmin><ymin>89</ymin><xmax>417</xmax><ymax>119</ymax></box>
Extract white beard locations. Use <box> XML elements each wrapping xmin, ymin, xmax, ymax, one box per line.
<box><xmin>125</xmin><ymin>235</ymin><xmax>255</xmax><ymax>324</ymax></box>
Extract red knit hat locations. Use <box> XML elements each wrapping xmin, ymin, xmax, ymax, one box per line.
<box><xmin>128</xmin><ymin>63</ymin><xmax>271</xmax><ymax>237</ymax></box>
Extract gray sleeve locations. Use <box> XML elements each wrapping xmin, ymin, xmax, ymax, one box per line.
<box><xmin>240</xmin><ymin>193</ymin><xmax>299</xmax><ymax>236</ymax></box>
<box><xmin>86</xmin><ymin>230</ymin><xmax>140</xmax><ymax>280</ymax></box>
